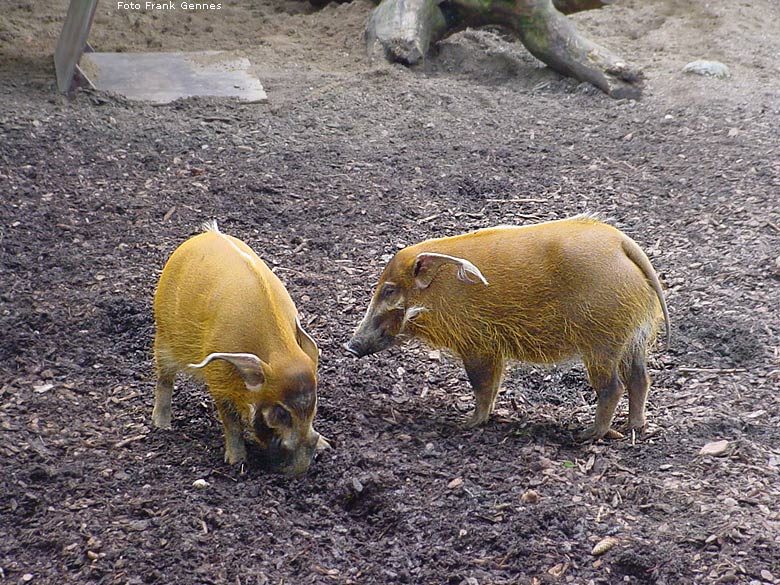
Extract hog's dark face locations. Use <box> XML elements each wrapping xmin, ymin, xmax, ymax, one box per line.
<box><xmin>345</xmin><ymin>250</ymin><xmax>488</xmax><ymax>358</ymax></box>
<box><xmin>252</xmin><ymin>369</ymin><xmax>323</xmax><ymax>478</ymax></box>
<box><xmin>345</xmin><ymin>279</ymin><xmax>409</xmax><ymax>357</ymax></box>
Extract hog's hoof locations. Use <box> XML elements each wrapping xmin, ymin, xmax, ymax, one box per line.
<box><xmin>579</xmin><ymin>426</ymin><xmax>624</xmax><ymax>442</ymax></box>
<box><xmin>316</xmin><ymin>435</ymin><xmax>332</xmax><ymax>452</ymax></box>
<box><xmin>464</xmin><ymin>412</ymin><xmax>490</xmax><ymax>428</ymax></box>
<box><xmin>224</xmin><ymin>446</ymin><xmax>248</xmax><ymax>468</ymax></box>
<box><xmin>224</xmin><ymin>457</ymin><xmax>248</xmax><ymax>476</ymax></box>
<box><xmin>625</xmin><ymin>417</ymin><xmax>647</xmax><ymax>432</ymax></box>
<box><xmin>151</xmin><ymin>411</ymin><xmax>172</xmax><ymax>430</ymax></box>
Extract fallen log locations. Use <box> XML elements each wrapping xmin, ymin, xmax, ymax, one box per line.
<box><xmin>365</xmin><ymin>0</ymin><xmax>643</xmax><ymax>99</ymax></box>
<box><xmin>365</xmin><ymin>0</ymin><xmax>447</xmax><ymax>65</ymax></box>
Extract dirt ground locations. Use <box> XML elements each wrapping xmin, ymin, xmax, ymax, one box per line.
<box><xmin>1</xmin><ymin>0</ymin><xmax>780</xmax><ymax>583</ymax></box>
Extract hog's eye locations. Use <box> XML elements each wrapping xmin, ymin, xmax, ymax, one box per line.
<box><xmin>380</xmin><ymin>284</ymin><xmax>396</xmax><ymax>299</ymax></box>
<box><xmin>267</xmin><ymin>405</ymin><xmax>292</xmax><ymax>428</ymax></box>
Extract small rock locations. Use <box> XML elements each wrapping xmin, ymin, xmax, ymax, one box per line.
<box><xmin>591</xmin><ymin>536</ymin><xmax>619</xmax><ymax>556</ymax></box>
<box><xmin>192</xmin><ymin>478</ymin><xmax>209</xmax><ymax>489</ymax></box>
<box><xmin>447</xmin><ymin>477</ymin><xmax>463</xmax><ymax>489</ymax></box>
<box><xmin>700</xmin><ymin>440</ymin><xmax>729</xmax><ymax>457</ymax></box>
<box><xmin>714</xmin><ymin>571</ymin><xmax>737</xmax><ymax>583</ymax></box>
<box><xmin>682</xmin><ymin>60</ymin><xmax>730</xmax><ymax>79</ymax></box>
<box><xmin>760</xmin><ymin>569</ymin><xmax>775</xmax><ymax>582</ymax></box>
<box><xmin>521</xmin><ymin>489</ymin><xmax>539</xmax><ymax>504</ymax></box>
<box><xmin>22</xmin><ymin>575</ymin><xmax>34</xmax><ymax>583</ymax></box>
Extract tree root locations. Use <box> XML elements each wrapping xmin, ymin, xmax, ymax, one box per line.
<box><xmin>365</xmin><ymin>0</ymin><xmax>643</xmax><ymax>99</ymax></box>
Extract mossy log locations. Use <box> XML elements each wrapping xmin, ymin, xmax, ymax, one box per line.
<box><xmin>365</xmin><ymin>0</ymin><xmax>642</xmax><ymax>99</ymax></box>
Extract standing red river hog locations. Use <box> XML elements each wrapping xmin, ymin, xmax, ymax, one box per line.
<box><xmin>345</xmin><ymin>215</ymin><xmax>670</xmax><ymax>441</ymax></box>
<box><xmin>152</xmin><ymin>222</ymin><xmax>328</xmax><ymax>476</ymax></box>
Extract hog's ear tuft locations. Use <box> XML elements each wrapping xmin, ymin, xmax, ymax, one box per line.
<box><xmin>189</xmin><ymin>352</ymin><xmax>268</xmax><ymax>391</ymax></box>
<box><xmin>413</xmin><ymin>252</ymin><xmax>489</xmax><ymax>289</ymax></box>
<box><xmin>295</xmin><ymin>316</ymin><xmax>320</xmax><ymax>363</ymax></box>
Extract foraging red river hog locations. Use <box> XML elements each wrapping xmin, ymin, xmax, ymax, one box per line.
<box><xmin>346</xmin><ymin>215</ymin><xmax>670</xmax><ymax>440</ymax></box>
<box><xmin>153</xmin><ymin>223</ymin><xmax>327</xmax><ymax>476</ymax></box>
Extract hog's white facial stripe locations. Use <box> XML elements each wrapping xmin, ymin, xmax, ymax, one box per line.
<box><xmin>401</xmin><ymin>305</ymin><xmax>429</xmax><ymax>329</ymax></box>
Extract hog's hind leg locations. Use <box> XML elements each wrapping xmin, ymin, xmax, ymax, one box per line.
<box><xmin>463</xmin><ymin>355</ymin><xmax>506</xmax><ymax>428</ymax></box>
<box><xmin>581</xmin><ymin>360</ymin><xmax>625</xmax><ymax>441</ymax></box>
<box><xmin>621</xmin><ymin>346</ymin><xmax>650</xmax><ymax>432</ymax></box>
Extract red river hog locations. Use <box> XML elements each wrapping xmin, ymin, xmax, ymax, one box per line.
<box><xmin>346</xmin><ymin>215</ymin><xmax>670</xmax><ymax>440</ymax></box>
<box><xmin>153</xmin><ymin>222</ymin><xmax>327</xmax><ymax>475</ymax></box>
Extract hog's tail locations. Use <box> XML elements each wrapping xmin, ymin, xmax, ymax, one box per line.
<box><xmin>621</xmin><ymin>236</ymin><xmax>670</xmax><ymax>346</ymax></box>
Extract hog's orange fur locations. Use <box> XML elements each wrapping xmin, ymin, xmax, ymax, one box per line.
<box><xmin>153</xmin><ymin>224</ymin><xmax>320</xmax><ymax>472</ymax></box>
<box><xmin>356</xmin><ymin>215</ymin><xmax>669</xmax><ymax>437</ymax></box>
<box><xmin>394</xmin><ymin>216</ymin><xmax>667</xmax><ymax>367</ymax></box>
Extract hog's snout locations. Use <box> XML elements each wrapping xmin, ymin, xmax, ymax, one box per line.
<box><xmin>278</xmin><ymin>443</ymin><xmax>317</xmax><ymax>478</ymax></box>
<box><xmin>344</xmin><ymin>340</ymin><xmax>367</xmax><ymax>358</ymax></box>
<box><xmin>345</xmin><ymin>333</ymin><xmax>389</xmax><ymax>358</ymax></box>
<box><xmin>263</xmin><ymin>433</ymin><xmax>319</xmax><ymax>478</ymax></box>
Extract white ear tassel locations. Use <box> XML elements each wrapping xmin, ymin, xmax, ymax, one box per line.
<box><xmin>416</xmin><ymin>252</ymin><xmax>489</xmax><ymax>287</ymax></box>
<box><xmin>405</xmin><ymin>306</ymin><xmax>429</xmax><ymax>320</ymax></box>
<box><xmin>455</xmin><ymin>260</ymin><xmax>489</xmax><ymax>286</ymax></box>
<box><xmin>188</xmin><ymin>352</ymin><xmax>262</xmax><ymax>370</ymax></box>
<box><xmin>188</xmin><ymin>352</ymin><xmax>265</xmax><ymax>391</ymax></box>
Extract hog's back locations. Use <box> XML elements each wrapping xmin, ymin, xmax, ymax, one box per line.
<box><xmin>153</xmin><ymin>231</ymin><xmax>298</xmax><ymax>369</ymax></box>
<box><xmin>407</xmin><ymin>218</ymin><xmax>662</xmax><ymax>363</ymax></box>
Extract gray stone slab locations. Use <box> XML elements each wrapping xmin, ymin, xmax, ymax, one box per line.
<box><xmin>80</xmin><ymin>51</ymin><xmax>267</xmax><ymax>103</ymax></box>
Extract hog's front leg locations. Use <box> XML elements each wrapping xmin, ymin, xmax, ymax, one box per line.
<box><xmin>215</xmin><ymin>400</ymin><xmax>247</xmax><ymax>465</ymax></box>
<box><xmin>152</xmin><ymin>378</ymin><xmax>174</xmax><ymax>429</ymax></box>
<box><xmin>463</xmin><ymin>355</ymin><xmax>506</xmax><ymax>427</ymax></box>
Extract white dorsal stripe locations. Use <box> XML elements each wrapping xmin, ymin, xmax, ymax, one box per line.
<box><xmin>204</xmin><ymin>222</ymin><xmax>258</xmax><ymax>267</ymax></box>
<box><xmin>202</xmin><ymin>219</ymin><xmax>220</xmax><ymax>233</ymax></box>
<box><xmin>223</xmin><ymin>235</ymin><xmax>257</xmax><ymax>265</ymax></box>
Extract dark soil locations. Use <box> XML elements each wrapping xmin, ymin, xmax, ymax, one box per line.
<box><xmin>2</xmin><ymin>1</ymin><xmax>780</xmax><ymax>584</ymax></box>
